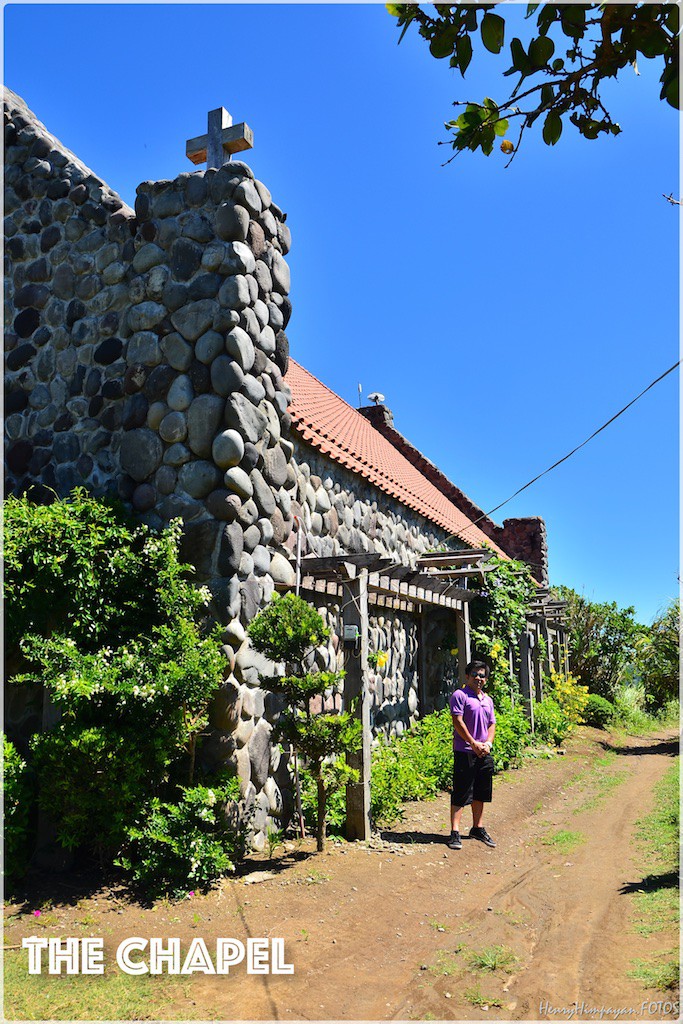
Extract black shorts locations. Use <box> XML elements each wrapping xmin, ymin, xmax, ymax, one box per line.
<box><xmin>451</xmin><ymin>750</ymin><xmax>494</xmax><ymax>807</ymax></box>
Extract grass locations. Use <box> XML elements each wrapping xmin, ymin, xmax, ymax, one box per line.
<box><xmin>3</xmin><ymin>951</ymin><xmax>212</xmax><ymax>1021</ymax></box>
<box><xmin>540</xmin><ymin>829</ymin><xmax>585</xmax><ymax>853</ymax></box>
<box><xmin>464</xmin><ymin>984</ymin><xmax>503</xmax><ymax>1008</ymax></box>
<box><xmin>428</xmin><ymin>946</ymin><xmax>465</xmax><ymax>977</ymax></box>
<box><xmin>572</xmin><ymin>767</ymin><xmax>629</xmax><ymax>813</ymax></box>
<box><xmin>466</xmin><ymin>944</ymin><xmax>518</xmax><ymax>973</ymax></box>
<box><xmin>628</xmin><ymin>760</ymin><xmax>679</xmax><ymax>992</ymax></box>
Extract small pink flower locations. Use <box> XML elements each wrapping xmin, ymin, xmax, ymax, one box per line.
<box><xmin>188</xmin><ymin>891</ymin><xmax>195</xmax><ymax>898</ymax></box>
<box><xmin>33</xmin><ymin>910</ymin><xmax>41</xmax><ymax>917</ymax></box>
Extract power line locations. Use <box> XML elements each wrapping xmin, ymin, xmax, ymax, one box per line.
<box><xmin>456</xmin><ymin>360</ymin><xmax>680</xmax><ymax>542</ymax></box>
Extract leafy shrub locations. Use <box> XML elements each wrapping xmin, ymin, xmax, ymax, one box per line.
<box><xmin>492</xmin><ymin>696</ymin><xmax>530</xmax><ymax>770</ymax></box>
<box><xmin>247</xmin><ymin>593</ymin><xmax>328</xmax><ymax>663</ymax></box>
<box><xmin>583</xmin><ymin>693</ymin><xmax>615</xmax><ymax>728</ymax></box>
<box><xmin>117</xmin><ymin>779</ymin><xmax>245</xmax><ymax>899</ymax></box>
<box><xmin>298</xmin><ymin>756</ymin><xmax>356</xmax><ymax>836</ymax></box>
<box><xmin>2</xmin><ymin>735</ymin><xmax>35</xmax><ymax>888</ymax></box>
<box><xmin>549</xmin><ymin>670</ymin><xmax>589</xmax><ymax>725</ymax></box>
<box><xmin>532</xmin><ymin>697</ymin><xmax>571</xmax><ymax>746</ymax></box>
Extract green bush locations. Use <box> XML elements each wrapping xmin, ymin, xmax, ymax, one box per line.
<box><xmin>2</xmin><ymin>735</ymin><xmax>35</xmax><ymax>889</ymax></box>
<box><xmin>583</xmin><ymin>693</ymin><xmax>615</xmax><ymax>728</ymax></box>
<box><xmin>117</xmin><ymin>779</ymin><xmax>245</xmax><ymax>899</ymax></box>
<box><xmin>532</xmin><ymin>696</ymin><xmax>571</xmax><ymax>745</ymax></box>
<box><xmin>492</xmin><ymin>696</ymin><xmax>530</xmax><ymax>769</ymax></box>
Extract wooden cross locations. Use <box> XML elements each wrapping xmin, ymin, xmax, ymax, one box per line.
<box><xmin>186</xmin><ymin>107</ymin><xmax>253</xmax><ymax>168</ymax></box>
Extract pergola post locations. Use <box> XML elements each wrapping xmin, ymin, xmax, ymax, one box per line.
<box><xmin>519</xmin><ymin>631</ymin><xmax>535</xmax><ymax>730</ymax></box>
<box><xmin>455</xmin><ymin>603</ymin><xmax>471</xmax><ymax>687</ymax></box>
<box><xmin>342</xmin><ymin>566</ymin><xmax>372</xmax><ymax>841</ymax></box>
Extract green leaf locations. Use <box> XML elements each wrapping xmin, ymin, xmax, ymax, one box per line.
<box><xmin>529</xmin><ymin>34</ymin><xmax>555</xmax><ymax>68</ymax></box>
<box><xmin>481</xmin><ymin>12</ymin><xmax>505</xmax><ymax>54</ymax></box>
<box><xmin>541</xmin><ymin>83</ymin><xmax>555</xmax><ymax>106</ymax></box>
<box><xmin>493</xmin><ymin>118</ymin><xmax>509</xmax><ymax>137</ymax></box>
<box><xmin>430</xmin><ymin>24</ymin><xmax>458</xmax><ymax>59</ymax></box>
<box><xmin>508</xmin><ymin>36</ymin><xmax>532</xmax><ymax>76</ymax></box>
<box><xmin>662</xmin><ymin>71</ymin><xmax>679</xmax><ymax>109</ymax></box>
<box><xmin>454</xmin><ymin>33</ymin><xmax>473</xmax><ymax>75</ymax></box>
<box><xmin>526</xmin><ymin>3</ymin><xmax>539</xmax><ymax>17</ymax></box>
<box><xmin>542</xmin><ymin>110</ymin><xmax>563</xmax><ymax>145</ymax></box>
<box><xmin>551</xmin><ymin>57</ymin><xmax>565</xmax><ymax>71</ymax></box>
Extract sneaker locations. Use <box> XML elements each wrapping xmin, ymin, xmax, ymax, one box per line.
<box><xmin>469</xmin><ymin>826</ymin><xmax>496</xmax><ymax>848</ymax></box>
<box><xmin>447</xmin><ymin>831</ymin><xmax>462</xmax><ymax>850</ymax></box>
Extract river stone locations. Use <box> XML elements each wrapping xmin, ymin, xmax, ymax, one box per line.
<box><xmin>212</xmin><ymin>428</ymin><xmax>244</xmax><ymax>469</ymax></box>
<box><xmin>206</xmin><ymin>489</ymin><xmax>241</xmax><ymax>521</ymax></box>
<box><xmin>127</xmin><ymin>301</ymin><xmax>166</xmax><ymax>332</ymax></box>
<box><xmin>223</xmin><ymin>466</ymin><xmax>253</xmax><ymax>500</ymax></box>
<box><xmin>160</xmin><ymin>332</ymin><xmax>192</xmax><ymax>372</ymax></box>
<box><xmin>241</xmin><ymin>374</ymin><xmax>266</xmax><ymax>404</ymax></box>
<box><xmin>159</xmin><ymin>410</ymin><xmax>187</xmax><ymax>443</ymax></box>
<box><xmin>233</xmin><ymin>179</ymin><xmax>262</xmax><ymax>217</ymax></box>
<box><xmin>241</xmin><ymin>442</ymin><xmax>259</xmax><ymax>472</ymax></box>
<box><xmin>248</xmin><ymin>720</ymin><xmax>272</xmax><ymax>790</ymax></box>
<box><xmin>178</xmin><ymin>460</ymin><xmax>221</xmax><ymax>499</ymax></box>
<box><xmin>252</xmin><ymin>544</ymin><xmax>270</xmax><ymax>576</ymax></box>
<box><xmin>195</xmin><ymin>329</ymin><xmax>224</xmax><ymax>365</ymax></box>
<box><xmin>237</xmin><ymin>498</ymin><xmax>259</xmax><ymax>527</ymax></box>
<box><xmin>269</xmin><ymin>551</ymin><xmax>296</xmax><ymax>587</ymax></box>
<box><xmin>215</xmin><ymin>202</ymin><xmax>250</xmax><ymax>242</ymax></box>
<box><xmin>119</xmin><ymin>428</ymin><xmax>163</xmax><ymax>483</ymax></box>
<box><xmin>128</xmin><ymin>332</ymin><xmax>161</xmax><ymax>366</ymax></box>
<box><xmin>132</xmin><ymin>243</ymin><xmax>165</xmax><ymax>274</ymax></box>
<box><xmin>170</xmin><ymin>299</ymin><xmax>218</xmax><ymax>342</ymax></box>
<box><xmin>251</xmin><ymin>468</ymin><xmax>276</xmax><ymax>516</ymax></box>
<box><xmin>263</xmin><ymin>445</ymin><xmax>288</xmax><ymax>488</ymax></box>
<box><xmin>170</xmin><ymin>237</ymin><xmax>202</xmax><ymax>281</ymax></box>
<box><xmin>242</xmin><ymin>524</ymin><xmax>260</xmax><ymax>552</ymax></box>
<box><xmin>217</xmin><ymin>275</ymin><xmax>250</xmax><ymax>310</ymax></box>
<box><xmin>271</xmin><ymin>253</ymin><xmax>291</xmax><ymax>294</ymax></box>
<box><xmin>223</xmin><ymin>617</ymin><xmax>246</xmax><ymax>648</ymax></box>
<box><xmin>163</xmin><ymin>442</ymin><xmax>192</xmax><ymax>466</ymax></box>
<box><xmin>187</xmin><ymin>394</ymin><xmax>225</xmax><ymax>457</ymax></box>
<box><xmin>167</xmin><ymin>374</ymin><xmax>194</xmax><ymax>411</ymax></box>
<box><xmin>257</xmin><ymin>518</ymin><xmax>274</xmax><ymax>546</ymax></box>
<box><xmin>211</xmin><ymin>354</ymin><xmax>243</xmax><ymax>397</ymax></box>
<box><xmin>224</xmin><ymin>326</ymin><xmax>255</xmax><ymax>372</ymax></box>
<box><xmin>211</xmin><ymin>677</ymin><xmax>242</xmax><ymax>731</ymax></box>
<box><xmin>155</xmin><ymin>464</ymin><xmax>177</xmax><ymax>495</ymax></box>
<box><xmin>217</xmin><ymin>521</ymin><xmax>244</xmax><ymax>576</ymax></box>
<box><xmin>220</xmin><ymin>241</ymin><xmax>256</xmax><ymax>277</ymax></box>
<box><xmin>147</xmin><ymin>402</ymin><xmax>168</xmax><ymax>431</ymax></box>
<box><xmin>223</xmin><ymin>393</ymin><xmax>268</xmax><ymax>445</ymax></box>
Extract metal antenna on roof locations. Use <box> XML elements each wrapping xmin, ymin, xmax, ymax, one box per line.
<box><xmin>358</xmin><ymin>383</ymin><xmax>362</xmax><ymax>408</ymax></box>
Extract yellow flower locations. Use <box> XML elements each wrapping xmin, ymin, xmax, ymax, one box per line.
<box><xmin>376</xmin><ymin>651</ymin><xmax>389</xmax><ymax>669</ymax></box>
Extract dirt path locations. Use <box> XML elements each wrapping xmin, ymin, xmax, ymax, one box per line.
<box><xmin>5</xmin><ymin>727</ymin><xmax>679</xmax><ymax>1021</ymax></box>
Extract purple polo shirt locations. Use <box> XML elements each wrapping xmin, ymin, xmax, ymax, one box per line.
<box><xmin>449</xmin><ymin>685</ymin><xmax>496</xmax><ymax>752</ymax></box>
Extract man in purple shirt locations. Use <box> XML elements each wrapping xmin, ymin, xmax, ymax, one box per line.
<box><xmin>447</xmin><ymin>660</ymin><xmax>497</xmax><ymax>850</ymax></box>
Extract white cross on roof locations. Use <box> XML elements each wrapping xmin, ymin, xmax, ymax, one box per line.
<box><xmin>186</xmin><ymin>107</ymin><xmax>253</xmax><ymax>169</ymax></box>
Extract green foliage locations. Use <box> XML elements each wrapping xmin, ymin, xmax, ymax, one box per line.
<box><xmin>532</xmin><ymin>696</ymin><xmax>571</xmax><ymax>745</ymax></box>
<box><xmin>299</xmin><ymin>755</ymin><xmax>358</xmax><ymax>836</ymax></box>
<box><xmin>117</xmin><ymin>779</ymin><xmax>245</xmax><ymax>899</ymax></box>
<box><xmin>583</xmin><ymin>693</ymin><xmax>616</xmax><ymax>728</ymax></box>
<box><xmin>249</xmin><ymin>594</ymin><xmax>360</xmax><ymax>850</ymax></box>
<box><xmin>247</xmin><ymin>592</ymin><xmax>328</xmax><ymax>664</ymax></box>
<box><xmin>2</xmin><ymin>735</ymin><xmax>35</xmax><ymax>888</ymax></box>
<box><xmin>553</xmin><ymin>586</ymin><xmax>641</xmax><ymax>701</ymax></box>
<box><xmin>5</xmin><ymin>492</ymin><xmax>229</xmax><ymax>877</ymax></box>
<box><xmin>388</xmin><ymin>4</ymin><xmax>679</xmax><ymax>161</ymax></box>
<box><xmin>491</xmin><ymin>695</ymin><xmax>530</xmax><ymax>770</ymax></box>
<box><xmin>469</xmin><ymin>555</ymin><xmax>537</xmax><ymax>702</ymax></box>
<box><xmin>635</xmin><ymin>600</ymin><xmax>680</xmax><ymax>708</ymax></box>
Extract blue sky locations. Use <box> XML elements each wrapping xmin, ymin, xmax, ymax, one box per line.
<box><xmin>5</xmin><ymin>3</ymin><xmax>679</xmax><ymax>624</ymax></box>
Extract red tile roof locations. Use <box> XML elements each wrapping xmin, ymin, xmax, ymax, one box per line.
<box><xmin>286</xmin><ymin>359</ymin><xmax>507</xmax><ymax>556</ymax></box>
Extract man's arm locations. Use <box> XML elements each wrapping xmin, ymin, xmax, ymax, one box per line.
<box><xmin>482</xmin><ymin>721</ymin><xmax>496</xmax><ymax>755</ymax></box>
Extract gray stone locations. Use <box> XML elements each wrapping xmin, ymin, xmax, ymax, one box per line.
<box><xmin>170</xmin><ymin>237</ymin><xmax>201</xmax><ymax>281</ymax></box>
<box><xmin>187</xmin><ymin>394</ymin><xmax>225</xmax><ymax>457</ymax></box>
<box><xmin>267</xmin><ymin>302</ymin><xmax>284</xmax><ymax>330</ymax></box>
<box><xmin>239</xmin><ymin>306</ymin><xmax>261</xmax><ymax>343</ymax></box>
<box><xmin>217</xmin><ymin>275</ymin><xmax>250</xmax><ymax>311</ymax></box>
<box><xmin>253</xmin><ymin>298</ymin><xmax>269</xmax><ymax>329</ymax></box>
<box><xmin>241</xmin><ymin>374</ymin><xmax>266</xmax><ymax>404</ymax></box>
<box><xmin>234</xmin><ymin>180</ymin><xmax>262</xmax><ymax>217</ymax></box>
<box><xmin>163</xmin><ymin>442</ymin><xmax>193</xmax><ymax>466</ymax></box>
<box><xmin>160</xmin><ymin>332</ymin><xmax>193</xmax><ymax>372</ymax></box>
<box><xmin>178</xmin><ymin>460</ymin><xmax>221</xmax><ymax>499</ymax></box>
<box><xmin>242</xmin><ymin>524</ymin><xmax>261</xmax><ymax>552</ymax></box>
<box><xmin>127</xmin><ymin>301</ymin><xmax>166</xmax><ymax>332</ymax></box>
<box><xmin>119</xmin><ymin>428</ymin><xmax>163</xmax><ymax>482</ymax></box>
<box><xmin>167</xmin><ymin>374</ymin><xmax>194</xmax><ymax>411</ymax></box>
<box><xmin>225</xmin><ymin>326</ymin><xmax>255</xmax><ymax>372</ymax></box>
<box><xmin>257</xmin><ymin>517</ymin><xmax>274</xmax><ymax>546</ymax></box>
<box><xmin>217</xmin><ymin>522</ymin><xmax>244</xmax><ymax>576</ymax></box>
<box><xmin>252</xmin><ymin>544</ymin><xmax>270</xmax><ymax>576</ymax></box>
<box><xmin>127</xmin><ymin>332</ymin><xmax>161</xmax><ymax>367</ymax></box>
<box><xmin>259</xmin><ymin>325</ymin><xmax>276</xmax><ymax>356</ymax></box>
<box><xmin>237</xmin><ymin>498</ymin><xmax>259</xmax><ymax>527</ymax></box>
<box><xmin>195</xmin><ymin>329</ymin><xmax>224</xmax><ymax>365</ymax></box>
<box><xmin>251</xmin><ymin>468</ymin><xmax>276</xmax><ymax>516</ymax></box>
<box><xmin>206</xmin><ymin>489</ymin><xmax>242</xmax><ymax>521</ymax></box>
<box><xmin>220</xmin><ymin>241</ymin><xmax>256</xmax><ymax>277</ymax></box>
<box><xmin>271</xmin><ymin>253</ymin><xmax>290</xmax><ymax>294</ymax></box>
<box><xmin>269</xmin><ymin>551</ymin><xmax>296</xmax><ymax>587</ymax></box>
<box><xmin>170</xmin><ymin>299</ymin><xmax>218</xmax><ymax>342</ymax></box>
<box><xmin>132</xmin><ymin>483</ymin><xmax>157</xmax><ymax>512</ymax></box>
<box><xmin>159</xmin><ymin>410</ymin><xmax>188</xmax><ymax>444</ymax></box>
<box><xmin>155</xmin><ymin>464</ymin><xmax>177</xmax><ymax>495</ymax></box>
<box><xmin>262</xmin><ymin>444</ymin><xmax>289</xmax><ymax>488</ymax></box>
<box><xmin>211</xmin><ymin>355</ymin><xmax>244</xmax><ymax>397</ymax></box>
<box><xmin>211</xmin><ymin>677</ymin><xmax>242</xmax><ymax>732</ymax></box>
<box><xmin>147</xmin><ymin>401</ymin><xmax>168</xmax><ymax>431</ymax></box>
<box><xmin>215</xmin><ymin>202</ymin><xmax>250</xmax><ymax>242</ymax></box>
<box><xmin>132</xmin><ymin>243</ymin><xmax>165</xmax><ymax>274</ymax></box>
<box><xmin>224</xmin><ymin>466</ymin><xmax>253</xmax><ymax>500</ymax></box>
<box><xmin>212</xmin><ymin>428</ymin><xmax>244</xmax><ymax>469</ymax></box>
<box><xmin>223</xmin><ymin>393</ymin><xmax>268</xmax><ymax>445</ymax></box>
<box><xmin>254</xmin><ymin>179</ymin><xmax>272</xmax><ymax>210</ymax></box>
<box><xmin>248</xmin><ymin>720</ymin><xmax>272</xmax><ymax>790</ymax></box>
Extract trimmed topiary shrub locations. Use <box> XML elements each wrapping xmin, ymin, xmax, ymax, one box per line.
<box><xmin>583</xmin><ymin>693</ymin><xmax>615</xmax><ymax>728</ymax></box>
